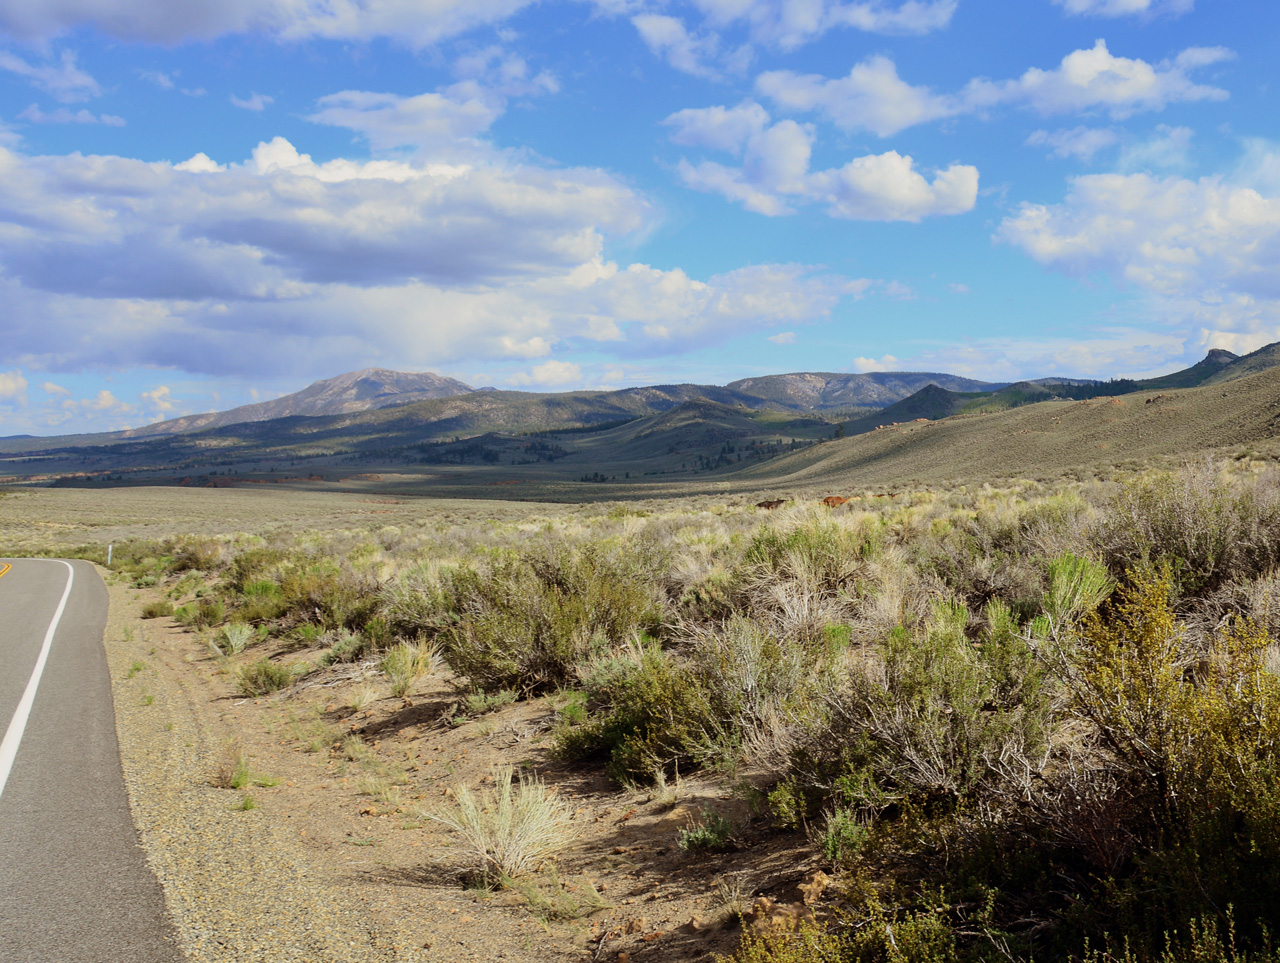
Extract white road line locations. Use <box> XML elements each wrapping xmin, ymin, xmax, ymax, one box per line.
<box><xmin>0</xmin><ymin>560</ymin><xmax>75</xmax><ymax>800</ymax></box>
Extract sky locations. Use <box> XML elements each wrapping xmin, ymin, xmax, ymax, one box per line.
<box><xmin>0</xmin><ymin>0</ymin><xmax>1277</xmax><ymax>434</ymax></box>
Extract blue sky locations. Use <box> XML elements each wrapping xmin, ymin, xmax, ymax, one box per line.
<box><xmin>0</xmin><ymin>0</ymin><xmax>1276</xmax><ymax>434</ymax></box>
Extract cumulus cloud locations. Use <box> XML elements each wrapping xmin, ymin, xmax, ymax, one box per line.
<box><xmin>767</xmin><ymin>330</ymin><xmax>796</xmax><ymax>344</ymax></box>
<box><xmin>851</xmin><ymin>354</ymin><xmax>900</xmax><ymax>372</ymax></box>
<box><xmin>509</xmin><ymin>359</ymin><xmax>582</xmax><ymax>387</ymax></box>
<box><xmin>1026</xmin><ymin>126</ymin><xmax>1120</xmax><ymax>161</ymax></box>
<box><xmin>668</xmin><ymin>102</ymin><xmax>977</xmax><ymax>220</ymax></box>
<box><xmin>0</xmin><ymin>135</ymin><xmax>871</xmax><ymax>378</ymax></box>
<box><xmin>757</xmin><ymin>55</ymin><xmax>954</xmax><ymax>137</ymax></box>
<box><xmin>18</xmin><ymin>104</ymin><xmax>125</xmax><ymax>126</ymax></box>
<box><xmin>1054</xmin><ymin>0</ymin><xmax>1193</xmax><ymax>18</ymax></box>
<box><xmin>965</xmin><ymin>40</ymin><xmax>1231</xmax><ymax>118</ymax></box>
<box><xmin>759</xmin><ymin>40</ymin><xmax>1230</xmax><ymax>137</ymax></box>
<box><xmin>0</xmin><ymin>49</ymin><xmax>99</xmax><ymax>102</ymax></box>
<box><xmin>0</xmin><ymin>138</ymin><xmax>652</xmax><ymax>300</ymax></box>
<box><xmin>141</xmin><ymin>385</ymin><xmax>176</xmax><ymax>413</ymax></box>
<box><xmin>664</xmin><ymin>101</ymin><xmax>772</xmax><ymax>154</ymax></box>
<box><xmin>0</xmin><ymin>368</ymin><xmax>27</xmax><ymax>405</ymax></box>
<box><xmin>230</xmin><ymin>92</ymin><xmax>273</xmax><ymax>111</ymax></box>
<box><xmin>998</xmin><ymin>161</ymin><xmax>1280</xmax><ymax>356</ymax></box>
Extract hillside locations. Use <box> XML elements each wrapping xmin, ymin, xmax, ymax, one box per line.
<box><xmin>742</xmin><ymin>366</ymin><xmax>1280</xmax><ymax>490</ymax></box>
<box><xmin>842</xmin><ymin>383</ymin><xmax>975</xmax><ymax>434</ymax></box>
<box><xmin>1204</xmin><ymin>342</ymin><xmax>1280</xmax><ymax>385</ymax></box>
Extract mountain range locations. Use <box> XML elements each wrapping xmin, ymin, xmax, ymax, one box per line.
<box><xmin>5</xmin><ymin>341</ymin><xmax>1280</xmax><ymax>494</ymax></box>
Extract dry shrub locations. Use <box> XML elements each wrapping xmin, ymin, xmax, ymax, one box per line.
<box><xmin>427</xmin><ymin>766</ymin><xmax>575</xmax><ymax>881</ymax></box>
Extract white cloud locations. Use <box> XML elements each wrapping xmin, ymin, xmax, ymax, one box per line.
<box><xmin>0</xmin><ymin>0</ymin><xmax>540</xmax><ymax>46</ymax></box>
<box><xmin>1054</xmin><ymin>0</ymin><xmax>1193</xmax><ymax>18</ymax></box>
<box><xmin>759</xmin><ymin>41</ymin><xmax>1231</xmax><ymax>137</ymax></box>
<box><xmin>949</xmin><ymin>282</ymin><xmax>969</xmax><ymax>294</ymax></box>
<box><xmin>509</xmin><ymin>359</ymin><xmax>582</xmax><ymax>387</ymax></box>
<box><xmin>230</xmin><ymin>92</ymin><xmax>274</xmax><ymax>111</ymax></box>
<box><xmin>1118</xmin><ymin>124</ymin><xmax>1193</xmax><ymax>172</ymax></box>
<box><xmin>851</xmin><ymin>354</ymin><xmax>900</xmax><ymax>372</ymax></box>
<box><xmin>0</xmin><ymin>368</ymin><xmax>27</xmax><ymax>405</ymax></box>
<box><xmin>141</xmin><ymin>385</ymin><xmax>175</xmax><ymax>412</ymax></box>
<box><xmin>687</xmin><ymin>0</ymin><xmax>956</xmax><ymax>50</ymax></box>
<box><xmin>0</xmin><ymin>49</ymin><xmax>99</xmax><ymax>102</ymax></box>
<box><xmin>757</xmin><ymin>55</ymin><xmax>954</xmax><ymax>137</ymax></box>
<box><xmin>767</xmin><ymin>330</ymin><xmax>796</xmax><ymax>344</ymax></box>
<box><xmin>18</xmin><ymin>104</ymin><xmax>125</xmax><ymax>126</ymax></box>
<box><xmin>0</xmin><ymin>137</ymin><xmax>869</xmax><ymax>378</ymax></box>
<box><xmin>632</xmin><ymin>14</ymin><xmax>731</xmax><ymax>79</ymax></box>
<box><xmin>1027</xmin><ymin>126</ymin><xmax>1120</xmax><ymax>161</ymax></box>
<box><xmin>965</xmin><ymin>40</ymin><xmax>1231</xmax><ymax>118</ymax></box>
<box><xmin>663</xmin><ymin>101</ymin><xmax>772</xmax><ymax>155</ymax></box>
<box><xmin>874</xmin><ymin>330</ymin><xmax>1190</xmax><ymax>381</ymax></box>
<box><xmin>311</xmin><ymin>87</ymin><xmax>502</xmax><ymax>153</ymax></box>
<box><xmin>137</xmin><ymin>69</ymin><xmax>175</xmax><ymax>90</ymax></box>
<box><xmin>998</xmin><ymin>162</ymin><xmax>1280</xmax><ymax>355</ymax></box>
<box><xmin>668</xmin><ymin>103</ymin><xmax>977</xmax><ymax>221</ymax></box>
<box><xmin>41</xmin><ymin>381</ymin><xmax>69</xmax><ymax>396</ymax></box>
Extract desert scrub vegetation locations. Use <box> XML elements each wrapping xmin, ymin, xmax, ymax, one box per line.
<box><xmin>58</xmin><ymin>461</ymin><xmax>1280</xmax><ymax>961</ymax></box>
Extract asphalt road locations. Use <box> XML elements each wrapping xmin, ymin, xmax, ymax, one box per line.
<box><xmin>0</xmin><ymin>559</ymin><xmax>184</xmax><ymax>963</ymax></box>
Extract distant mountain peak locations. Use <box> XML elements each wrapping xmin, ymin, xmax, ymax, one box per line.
<box><xmin>1205</xmin><ymin>348</ymin><xmax>1239</xmax><ymax>364</ymax></box>
<box><xmin>122</xmin><ymin>368</ymin><xmax>474</xmax><ymax>439</ymax></box>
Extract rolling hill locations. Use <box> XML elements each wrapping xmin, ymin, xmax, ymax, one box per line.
<box><xmin>742</xmin><ymin>365</ymin><xmax>1280</xmax><ymax>491</ymax></box>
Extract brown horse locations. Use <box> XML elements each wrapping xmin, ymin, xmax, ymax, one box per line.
<box><xmin>756</xmin><ymin>499</ymin><xmax>786</xmax><ymax>510</ymax></box>
<box><xmin>821</xmin><ymin>496</ymin><xmax>849</xmax><ymax>508</ymax></box>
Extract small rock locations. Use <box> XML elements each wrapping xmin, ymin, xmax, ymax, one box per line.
<box><xmin>623</xmin><ymin>918</ymin><xmax>646</xmax><ymax>935</ymax></box>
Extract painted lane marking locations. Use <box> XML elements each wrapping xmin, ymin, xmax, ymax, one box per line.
<box><xmin>0</xmin><ymin>560</ymin><xmax>74</xmax><ymax>800</ymax></box>
<box><xmin>0</xmin><ymin>563</ymin><xmax>10</xmax><ymax>579</ymax></box>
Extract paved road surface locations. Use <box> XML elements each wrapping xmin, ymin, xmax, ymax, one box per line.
<box><xmin>0</xmin><ymin>559</ymin><xmax>183</xmax><ymax>963</ymax></box>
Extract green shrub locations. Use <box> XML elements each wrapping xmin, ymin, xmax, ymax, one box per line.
<box><xmin>553</xmin><ymin>643</ymin><xmax>717</xmax><ymax>782</ymax></box>
<box><xmin>676</xmin><ymin>809</ymin><xmax>733</xmax><ymax>851</ymax></box>
<box><xmin>1048</xmin><ymin>565</ymin><xmax>1280</xmax><ymax>953</ymax></box>
<box><xmin>440</xmin><ymin>545</ymin><xmax>666</xmax><ymax>694</ymax></box>
<box><xmin>140</xmin><ymin>600</ymin><xmax>173</xmax><ymax>619</ymax></box>
<box><xmin>318</xmin><ymin>627</ymin><xmax>366</xmax><ymax>665</ymax></box>
<box><xmin>236</xmin><ymin>659</ymin><xmax>298</xmax><ymax>696</ymax></box>
<box><xmin>170</xmin><ymin>537</ymin><xmax>223</xmax><ymax>573</ymax></box>
<box><xmin>818</xmin><ymin>805</ymin><xmax>867</xmax><ymax>864</ymax></box>
<box><xmin>175</xmin><ymin>599</ymin><xmax>225</xmax><ymax>629</ymax></box>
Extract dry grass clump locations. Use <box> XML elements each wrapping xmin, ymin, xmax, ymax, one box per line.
<box><xmin>379</xmin><ymin>640</ymin><xmax>441</xmax><ymax>697</ymax></box>
<box><xmin>427</xmin><ymin>766</ymin><xmax>576</xmax><ymax>882</ymax></box>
